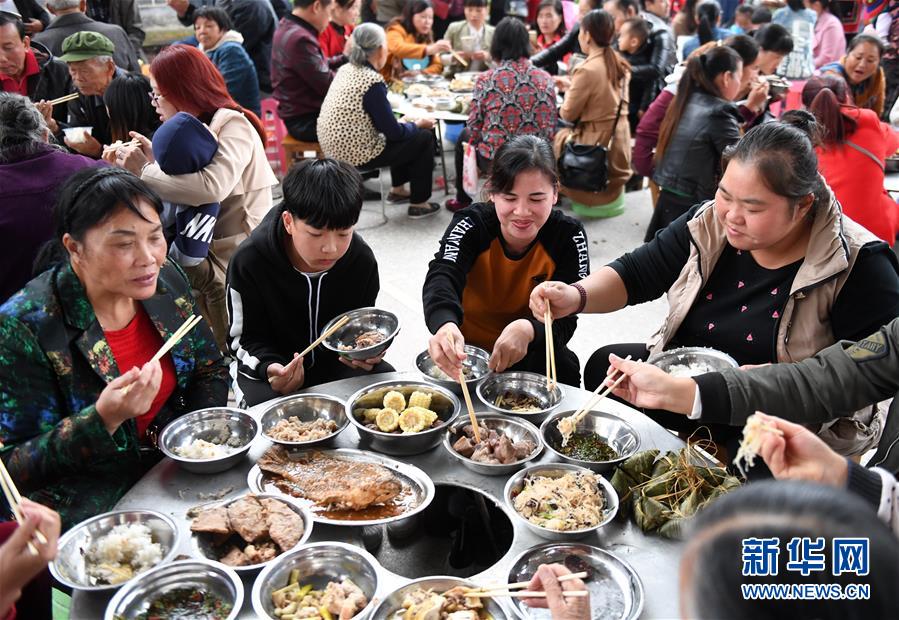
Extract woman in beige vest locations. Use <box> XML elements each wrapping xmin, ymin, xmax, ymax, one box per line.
<box><xmin>317</xmin><ymin>23</ymin><xmax>440</xmax><ymax>218</ymax></box>
<box><xmin>531</xmin><ymin>114</ymin><xmax>899</xmax><ymax>461</ymax></box>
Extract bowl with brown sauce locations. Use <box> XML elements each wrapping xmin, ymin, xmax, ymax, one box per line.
<box><xmin>540</xmin><ymin>410</ymin><xmax>641</xmax><ymax>473</ymax></box>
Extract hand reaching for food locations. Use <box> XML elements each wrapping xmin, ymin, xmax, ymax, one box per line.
<box><xmin>753</xmin><ymin>413</ymin><xmax>849</xmax><ymax>486</ymax></box>
<box><xmin>604</xmin><ymin>354</ymin><xmax>695</xmax><ymax>413</ymax></box>
<box><xmin>267</xmin><ymin>353</ymin><xmax>305</xmax><ymax>395</ymax></box>
<box><xmin>530</xmin><ymin>281</ymin><xmax>580</xmax><ymax>322</ymax></box>
<box><xmin>428</xmin><ymin>322</ymin><xmax>466</xmax><ymax>379</ymax></box>
<box><xmin>96</xmin><ymin>361</ymin><xmax>163</xmax><ymax>434</ymax></box>
<box><xmin>522</xmin><ymin>563</ymin><xmax>591</xmax><ymax>620</ymax></box>
<box><xmin>490</xmin><ymin>319</ymin><xmax>533</xmax><ymax>373</ymax></box>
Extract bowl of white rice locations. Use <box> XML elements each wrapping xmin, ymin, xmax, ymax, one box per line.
<box><xmin>646</xmin><ymin>347</ymin><xmax>738</xmax><ymax>378</ymax></box>
<box><xmin>159</xmin><ymin>407</ymin><xmax>259</xmax><ymax>474</ymax></box>
<box><xmin>50</xmin><ymin>509</ymin><xmax>180</xmax><ymax>592</ymax></box>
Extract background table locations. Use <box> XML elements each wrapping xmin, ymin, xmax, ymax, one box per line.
<box><xmin>70</xmin><ymin>371</ymin><xmax>687</xmax><ymax>619</ymax></box>
<box><xmin>393</xmin><ymin>103</ymin><xmax>468</xmax><ymax>198</ymax></box>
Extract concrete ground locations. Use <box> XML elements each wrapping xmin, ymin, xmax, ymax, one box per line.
<box><xmin>354</xmin><ymin>182</ymin><xmax>669</xmax><ymax>384</ymax></box>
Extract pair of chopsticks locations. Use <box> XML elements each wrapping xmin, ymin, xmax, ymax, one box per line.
<box><xmin>301</xmin><ymin>315</ymin><xmax>349</xmax><ymax>359</ymax></box>
<box><xmin>121</xmin><ymin>314</ymin><xmax>203</xmax><ymax>394</ymax></box>
<box><xmin>544</xmin><ymin>305</ymin><xmax>556</xmax><ymax>390</ymax></box>
<box><xmin>466</xmin><ymin>571</ymin><xmax>589</xmax><ymax>599</ymax></box>
<box><xmin>448</xmin><ymin>333</ymin><xmax>481</xmax><ymax>443</ymax></box>
<box><xmin>102</xmin><ymin>139</ymin><xmax>140</xmax><ymax>155</ymax></box>
<box><xmin>557</xmin><ymin>355</ymin><xmax>633</xmax><ymax>444</ymax></box>
<box><xmin>48</xmin><ymin>92</ymin><xmax>80</xmax><ymax>106</ymax></box>
<box><xmin>0</xmin><ymin>459</ymin><xmax>47</xmax><ymax>556</ymax></box>
<box><xmin>450</xmin><ymin>50</ymin><xmax>469</xmax><ymax>67</ymax></box>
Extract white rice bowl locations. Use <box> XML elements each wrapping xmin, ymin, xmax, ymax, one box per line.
<box><xmin>85</xmin><ymin>523</ymin><xmax>163</xmax><ymax>584</ymax></box>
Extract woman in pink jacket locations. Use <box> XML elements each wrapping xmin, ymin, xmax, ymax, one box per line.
<box><xmin>809</xmin><ymin>0</ymin><xmax>846</xmax><ymax>69</ymax></box>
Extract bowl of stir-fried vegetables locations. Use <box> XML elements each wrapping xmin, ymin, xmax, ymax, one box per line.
<box><xmin>105</xmin><ymin>559</ymin><xmax>242</xmax><ymax>620</ymax></box>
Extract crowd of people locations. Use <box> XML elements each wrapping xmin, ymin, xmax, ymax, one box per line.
<box><xmin>5</xmin><ymin>0</ymin><xmax>899</xmax><ymax>617</ymax></box>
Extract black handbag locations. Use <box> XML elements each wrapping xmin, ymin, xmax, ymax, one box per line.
<box><xmin>558</xmin><ymin>87</ymin><xmax>625</xmax><ymax>193</ymax></box>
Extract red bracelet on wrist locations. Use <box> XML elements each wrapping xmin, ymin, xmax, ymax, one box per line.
<box><xmin>572</xmin><ymin>282</ymin><xmax>587</xmax><ymax>314</ymax></box>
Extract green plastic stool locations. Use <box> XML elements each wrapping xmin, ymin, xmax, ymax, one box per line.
<box><xmin>571</xmin><ymin>191</ymin><xmax>625</xmax><ymax>218</ymax></box>
<box><xmin>52</xmin><ymin>587</ymin><xmax>70</xmax><ymax>620</ymax></box>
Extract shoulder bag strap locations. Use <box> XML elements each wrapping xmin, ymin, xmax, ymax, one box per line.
<box><xmin>844</xmin><ymin>139</ymin><xmax>885</xmax><ymax>172</ymax></box>
<box><xmin>602</xmin><ymin>83</ymin><xmax>626</xmax><ymax>148</ymax></box>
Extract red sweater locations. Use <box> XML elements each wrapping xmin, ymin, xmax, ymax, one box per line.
<box><xmin>319</xmin><ymin>22</ymin><xmax>353</xmax><ymax>57</ymax></box>
<box><xmin>817</xmin><ymin>108</ymin><xmax>899</xmax><ymax>245</ymax></box>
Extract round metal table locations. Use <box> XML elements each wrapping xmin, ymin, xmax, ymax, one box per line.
<box><xmin>70</xmin><ymin>371</ymin><xmax>687</xmax><ymax>618</ymax></box>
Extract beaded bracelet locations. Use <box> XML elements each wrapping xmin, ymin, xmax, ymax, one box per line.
<box><xmin>572</xmin><ymin>282</ymin><xmax>587</xmax><ymax>314</ymax></box>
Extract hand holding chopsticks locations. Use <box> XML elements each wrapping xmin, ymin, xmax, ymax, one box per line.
<box><xmin>557</xmin><ymin>355</ymin><xmax>633</xmax><ymax>446</ymax></box>
<box><xmin>0</xmin><ymin>459</ymin><xmax>48</xmax><ymax>555</ymax></box>
<box><xmin>544</xmin><ymin>304</ymin><xmax>557</xmax><ymax>391</ymax></box>
<box><xmin>466</xmin><ymin>568</ymin><xmax>590</xmax><ymax>603</ymax></box>
<box><xmin>447</xmin><ymin>333</ymin><xmax>481</xmax><ymax>443</ymax></box>
<box><xmin>450</xmin><ymin>50</ymin><xmax>469</xmax><ymax>67</ymax></box>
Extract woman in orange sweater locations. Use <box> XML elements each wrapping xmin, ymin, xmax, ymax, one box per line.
<box><xmin>803</xmin><ymin>75</ymin><xmax>899</xmax><ymax>245</ymax></box>
<box><xmin>383</xmin><ymin>0</ymin><xmax>451</xmax><ymax>82</ymax></box>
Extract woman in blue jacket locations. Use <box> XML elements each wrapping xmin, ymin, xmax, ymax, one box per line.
<box><xmin>194</xmin><ymin>6</ymin><xmax>261</xmax><ymax>116</ymax></box>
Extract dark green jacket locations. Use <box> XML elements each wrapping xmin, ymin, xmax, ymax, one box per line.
<box><xmin>0</xmin><ymin>261</ymin><xmax>227</xmax><ymax>530</ymax></box>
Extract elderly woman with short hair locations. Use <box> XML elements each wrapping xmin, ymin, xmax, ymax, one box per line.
<box><xmin>0</xmin><ymin>92</ymin><xmax>101</xmax><ymax>303</ymax></box>
<box><xmin>317</xmin><ymin>23</ymin><xmax>440</xmax><ymax>219</ymax></box>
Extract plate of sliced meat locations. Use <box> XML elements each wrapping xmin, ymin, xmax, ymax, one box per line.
<box><xmin>247</xmin><ymin>446</ymin><xmax>435</xmax><ymax>527</ymax></box>
<box><xmin>188</xmin><ymin>493</ymin><xmax>312</xmax><ymax>573</ymax></box>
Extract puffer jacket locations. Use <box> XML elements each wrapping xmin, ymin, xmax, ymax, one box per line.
<box><xmin>202</xmin><ymin>30</ymin><xmax>260</xmax><ymax>116</ymax></box>
<box><xmin>627</xmin><ymin>19</ymin><xmax>676</xmax><ymax>114</ymax></box>
<box><xmin>652</xmin><ymin>90</ymin><xmax>741</xmax><ymax>201</ymax></box>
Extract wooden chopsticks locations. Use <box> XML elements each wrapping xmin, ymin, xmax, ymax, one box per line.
<box><xmin>121</xmin><ymin>314</ymin><xmax>203</xmax><ymax>394</ymax></box>
<box><xmin>0</xmin><ymin>459</ymin><xmax>47</xmax><ymax>555</ymax></box>
<box><xmin>557</xmin><ymin>355</ymin><xmax>632</xmax><ymax>445</ymax></box>
<box><xmin>301</xmin><ymin>315</ymin><xmax>349</xmax><ymax>359</ymax></box>
<box><xmin>48</xmin><ymin>92</ymin><xmax>80</xmax><ymax>106</ymax></box>
<box><xmin>466</xmin><ymin>571</ymin><xmax>590</xmax><ymax>598</ymax></box>
<box><xmin>448</xmin><ymin>333</ymin><xmax>480</xmax><ymax>443</ymax></box>
<box><xmin>544</xmin><ymin>305</ymin><xmax>556</xmax><ymax>390</ymax></box>
<box><xmin>450</xmin><ymin>50</ymin><xmax>469</xmax><ymax>67</ymax></box>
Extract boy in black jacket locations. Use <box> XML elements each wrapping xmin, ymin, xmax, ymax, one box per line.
<box><xmin>227</xmin><ymin>158</ymin><xmax>391</xmax><ymax>406</ymax></box>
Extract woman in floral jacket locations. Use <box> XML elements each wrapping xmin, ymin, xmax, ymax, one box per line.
<box><xmin>0</xmin><ymin>168</ymin><xmax>228</xmax><ymax>530</ymax></box>
<box><xmin>446</xmin><ymin>17</ymin><xmax>557</xmax><ymax>212</ymax></box>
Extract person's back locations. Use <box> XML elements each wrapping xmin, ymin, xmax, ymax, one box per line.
<box><xmin>772</xmin><ymin>1</ymin><xmax>816</xmax><ymax>79</ymax></box>
<box><xmin>206</xmin><ymin>33</ymin><xmax>261</xmax><ymax>116</ymax></box>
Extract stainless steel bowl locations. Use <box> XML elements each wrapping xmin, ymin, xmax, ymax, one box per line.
<box><xmin>504</xmin><ymin>463</ymin><xmax>619</xmax><ymax>541</ymax></box>
<box><xmin>189</xmin><ymin>493</ymin><xmax>313</xmax><ymax>574</ymax></box>
<box><xmin>442</xmin><ymin>413</ymin><xmax>543</xmax><ymax>475</ymax></box>
<box><xmin>251</xmin><ymin>541</ymin><xmax>380</xmax><ymax>620</ymax></box>
<box><xmin>370</xmin><ymin>576</ymin><xmax>512</xmax><ymax>620</ymax></box>
<box><xmin>51</xmin><ymin>510</ymin><xmax>180</xmax><ymax>592</ymax></box>
<box><xmin>506</xmin><ymin>542</ymin><xmax>644</xmax><ymax>620</ymax></box>
<box><xmin>158</xmin><ymin>407</ymin><xmax>259</xmax><ymax>474</ymax></box>
<box><xmin>346</xmin><ymin>379</ymin><xmax>461</xmax><ymax>455</ymax></box>
<box><xmin>104</xmin><ymin>559</ymin><xmax>243</xmax><ymax>620</ymax></box>
<box><xmin>321</xmin><ymin>307</ymin><xmax>400</xmax><ymax>361</ymax></box>
<box><xmin>259</xmin><ymin>393</ymin><xmax>348</xmax><ymax>447</ymax></box>
<box><xmin>540</xmin><ymin>410</ymin><xmax>641</xmax><ymax>473</ymax></box>
<box><xmin>647</xmin><ymin>346</ymin><xmax>738</xmax><ymax>377</ymax></box>
<box><xmin>415</xmin><ymin>345</ymin><xmax>491</xmax><ymax>395</ymax></box>
<box><xmin>476</xmin><ymin>371</ymin><xmax>565</xmax><ymax>423</ymax></box>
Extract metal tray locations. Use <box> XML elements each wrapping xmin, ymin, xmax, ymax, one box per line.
<box><xmin>246</xmin><ymin>448</ymin><xmax>435</xmax><ymax>527</ymax></box>
<box><xmin>506</xmin><ymin>542</ymin><xmax>644</xmax><ymax>620</ymax></box>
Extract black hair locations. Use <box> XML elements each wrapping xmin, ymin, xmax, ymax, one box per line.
<box><xmin>0</xmin><ymin>11</ymin><xmax>24</xmax><ymax>39</ymax></box>
<box><xmin>102</xmin><ymin>73</ymin><xmax>162</xmax><ymax>143</ymax></box>
<box><xmin>396</xmin><ymin>0</ymin><xmax>435</xmax><ymax>44</ymax></box>
<box><xmin>535</xmin><ymin>0</ymin><xmax>566</xmax><ymax>38</ymax></box>
<box><xmin>847</xmin><ymin>32</ymin><xmax>886</xmax><ymax>58</ymax></box>
<box><xmin>193</xmin><ymin>6</ymin><xmax>233</xmax><ymax>30</ymax></box>
<box><xmin>815</xmin><ymin>0</ymin><xmax>841</xmax><ymax>17</ymax></box>
<box><xmin>802</xmin><ymin>74</ymin><xmax>856</xmax><ymax>144</ymax></box>
<box><xmin>487</xmin><ymin>135</ymin><xmax>558</xmax><ymax>194</ymax></box>
<box><xmin>491</xmin><ymin>17</ymin><xmax>531</xmax><ymax>61</ymax></box>
<box><xmin>682</xmin><ymin>481</ymin><xmax>899</xmax><ymax>620</ymax></box>
<box><xmin>463</xmin><ymin>0</ymin><xmax>488</xmax><ymax>7</ymax></box>
<box><xmin>696</xmin><ymin>0</ymin><xmax>722</xmax><ymax>45</ymax></box>
<box><xmin>294</xmin><ymin>0</ymin><xmax>333</xmax><ymax>8</ymax></box>
<box><xmin>657</xmin><ymin>45</ymin><xmax>742</xmax><ymax>160</ymax></box>
<box><xmin>753</xmin><ymin>22</ymin><xmax>793</xmax><ymax>54</ymax></box>
<box><xmin>34</xmin><ymin>168</ymin><xmax>164</xmax><ymax>272</ymax></box>
<box><xmin>606</xmin><ymin>0</ymin><xmax>640</xmax><ymax>17</ymax></box>
<box><xmin>750</xmin><ymin>6</ymin><xmax>771</xmax><ymax>24</ymax></box>
<box><xmin>723</xmin><ymin>33</ymin><xmax>759</xmax><ymax>66</ymax></box>
<box><xmin>680</xmin><ymin>0</ymin><xmax>700</xmax><ymax>34</ymax></box>
<box><xmin>735</xmin><ymin>4</ymin><xmax>753</xmax><ymax>17</ymax></box>
<box><xmin>335</xmin><ymin>0</ymin><xmax>358</xmax><ymax>7</ymax></box>
<box><xmin>786</xmin><ymin>0</ymin><xmax>805</xmax><ymax>11</ymax></box>
<box><xmin>723</xmin><ymin>111</ymin><xmax>827</xmax><ymax>213</ymax></box>
<box><xmin>281</xmin><ymin>158</ymin><xmax>364</xmax><ymax>229</ymax></box>
<box><xmin>621</xmin><ymin>17</ymin><xmax>650</xmax><ymax>45</ymax></box>
<box><xmin>582</xmin><ymin>9</ymin><xmax>631</xmax><ymax>89</ymax></box>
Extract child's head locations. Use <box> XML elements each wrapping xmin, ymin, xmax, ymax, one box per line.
<box><xmin>734</xmin><ymin>5</ymin><xmax>753</xmax><ymax>30</ymax></box>
<box><xmin>536</xmin><ymin>0</ymin><xmax>565</xmax><ymax>38</ymax></box>
<box><xmin>617</xmin><ymin>17</ymin><xmax>649</xmax><ymax>54</ymax></box>
<box><xmin>151</xmin><ymin>112</ymin><xmax>217</xmax><ymax>175</ymax></box>
<box><xmin>487</xmin><ymin>135</ymin><xmax>558</xmax><ymax>252</ymax></box>
<box><xmin>750</xmin><ymin>6</ymin><xmax>772</xmax><ymax>28</ymax></box>
<box><xmin>280</xmin><ymin>158</ymin><xmax>364</xmax><ymax>272</ymax></box>
<box><xmin>463</xmin><ymin>0</ymin><xmax>488</xmax><ymax>29</ymax></box>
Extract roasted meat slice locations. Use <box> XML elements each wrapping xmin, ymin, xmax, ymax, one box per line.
<box><xmin>219</xmin><ymin>545</ymin><xmax>251</xmax><ymax>566</ymax></box>
<box><xmin>189</xmin><ymin>505</ymin><xmax>231</xmax><ymax>535</ymax></box>
<box><xmin>260</xmin><ymin>498</ymin><xmax>304</xmax><ymax>551</ymax></box>
<box><xmin>226</xmin><ymin>495</ymin><xmax>269</xmax><ymax>543</ymax></box>
<box><xmin>257</xmin><ymin>447</ymin><xmax>402</xmax><ymax>510</ymax></box>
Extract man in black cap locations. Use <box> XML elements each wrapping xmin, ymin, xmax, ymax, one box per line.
<box><xmin>58</xmin><ymin>31</ymin><xmax>124</xmax><ymax>156</ymax></box>
<box><xmin>0</xmin><ymin>12</ymin><xmax>72</xmax><ymax>126</ymax></box>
